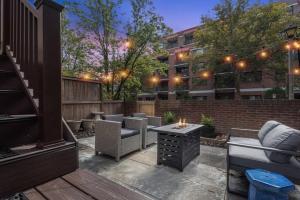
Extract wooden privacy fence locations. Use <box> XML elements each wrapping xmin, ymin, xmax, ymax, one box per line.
<box><xmin>62</xmin><ymin>77</ymin><xmax>124</xmax><ymax>120</ymax></box>
<box><xmin>136</xmin><ymin>101</ymin><xmax>155</xmax><ymax>116</ymax></box>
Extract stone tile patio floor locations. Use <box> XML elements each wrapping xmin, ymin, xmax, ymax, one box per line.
<box><xmin>78</xmin><ymin>136</ymin><xmax>300</xmax><ymax>200</ymax></box>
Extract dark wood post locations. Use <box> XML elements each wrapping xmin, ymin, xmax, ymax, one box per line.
<box><xmin>35</xmin><ymin>0</ymin><xmax>64</xmax><ymax>147</ymax></box>
<box><xmin>1</xmin><ymin>0</ymin><xmax>10</xmax><ymax>54</ymax></box>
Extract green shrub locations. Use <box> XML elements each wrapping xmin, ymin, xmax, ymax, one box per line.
<box><xmin>200</xmin><ymin>114</ymin><xmax>217</xmax><ymax>138</ymax></box>
<box><xmin>264</xmin><ymin>87</ymin><xmax>286</xmax><ymax>99</ymax></box>
<box><xmin>200</xmin><ymin>114</ymin><xmax>214</xmax><ymax>127</ymax></box>
<box><xmin>163</xmin><ymin>112</ymin><xmax>176</xmax><ymax>124</ymax></box>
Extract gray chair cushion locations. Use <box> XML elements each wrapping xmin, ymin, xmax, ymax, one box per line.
<box><xmin>229</xmin><ymin>137</ymin><xmax>300</xmax><ymax>181</ymax></box>
<box><xmin>102</xmin><ymin>114</ymin><xmax>124</xmax><ymax>123</ymax></box>
<box><xmin>147</xmin><ymin>125</ymin><xmax>156</xmax><ymax>130</ymax></box>
<box><xmin>262</xmin><ymin>124</ymin><xmax>300</xmax><ymax>163</ymax></box>
<box><xmin>258</xmin><ymin>121</ymin><xmax>281</xmax><ymax>142</ymax></box>
<box><xmin>121</xmin><ymin>128</ymin><xmax>139</xmax><ymax>139</ymax></box>
<box><xmin>132</xmin><ymin>113</ymin><xmax>147</xmax><ymax>118</ymax></box>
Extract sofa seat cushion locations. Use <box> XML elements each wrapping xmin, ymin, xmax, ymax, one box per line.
<box><xmin>133</xmin><ymin>113</ymin><xmax>147</xmax><ymax>118</ymax></box>
<box><xmin>121</xmin><ymin>128</ymin><xmax>140</xmax><ymax>139</ymax></box>
<box><xmin>147</xmin><ymin>125</ymin><xmax>156</xmax><ymax>130</ymax></box>
<box><xmin>262</xmin><ymin>125</ymin><xmax>300</xmax><ymax>163</ymax></box>
<box><xmin>258</xmin><ymin>121</ymin><xmax>281</xmax><ymax>143</ymax></box>
<box><xmin>229</xmin><ymin>137</ymin><xmax>300</xmax><ymax>181</ymax></box>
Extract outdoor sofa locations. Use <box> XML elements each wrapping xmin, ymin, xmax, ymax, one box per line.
<box><xmin>227</xmin><ymin>120</ymin><xmax>300</xmax><ymax>195</ymax></box>
<box><xmin>95</xmin><ymin>114</ymin><xmax>143</xmax><ymax>161</ymax></box>
<box><xmin>132</xmin><ymin>113</ymin><xmax>162</xmax><ymax>149</ymax></box>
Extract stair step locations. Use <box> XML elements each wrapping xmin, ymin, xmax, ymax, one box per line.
<box><xmin>0</xmin><ymin>114</ymin><xmax>37</xmax><ymax>124</ymax></box>
<box><xmin>0</xmin><ymin>90</ymin><xmax>22</xmax><ymax>94</ymax></box>
<box><xmin>0</xmin><ymin>70</ymin><xmax>14</xmax><ymax>75</ymax></box>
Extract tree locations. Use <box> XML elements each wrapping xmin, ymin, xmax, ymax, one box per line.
<box><xmin>194</xmin><ymin>1</ymin><xmax>300</xmax><ymax>97</ymax></box>
<box><xmin>61</xmin><ymin>7</ymin><xmax>92</xmax><ymax>77</ymax></box>
<box><xmin>69</xmin><ymin>0</ymin><xmax>171</xmax><ymax>100</ymax></box>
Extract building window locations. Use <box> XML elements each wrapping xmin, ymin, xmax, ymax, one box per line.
<box><xmin>158</xmin><ymin>93</ymin><xmax>168</xmax><ymax>100</ymax></box>
<box><xmin>184</xmin><ymin>34</ymin><xmax>194</xmax><ymax>45</ymax></box>
<box><xmin>241</xmin><ymin>71</ymin><xmax>262</xmax><ymax>83</ymax></box>
<box><xmin>215</xmin><ymin>73</ymin><xmax>235</xmax><ymax>88</ymax></box>
<box><xmin>166</xmin><ymin>38</ymin><xmax>178</xmax><ymax>49</ymax></box>
<box><xmin>176</xmin><ymin>65</ymin><xmax>189</xmax><ymax>77</ymax></box>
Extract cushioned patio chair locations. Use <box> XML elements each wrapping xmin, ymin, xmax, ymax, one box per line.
<box><xmin>95</xmin><ymin>114</ymin><xmax>143</xmax><ymax>161</ymax></box>
<box><xmin>227</xmin><ymin>121</ymin><xmax>300</xmax><ymax>195</ymax></box>
<box><xmin>132</xmin><ymin>113</ymin><xmax>162</xmax><ymax>149</ymax></box>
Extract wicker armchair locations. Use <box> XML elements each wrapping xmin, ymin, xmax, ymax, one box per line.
<box><xmin>95</xmin><ymin>115</ymin><xmax>143</xmax><ymax>161</ymax></box>
<box><xmin>132</xmin><ymin>113</ymin><xmax>162</xmax><ymax>149</ymax></box>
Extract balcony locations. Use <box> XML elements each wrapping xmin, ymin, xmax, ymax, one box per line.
<box><xmin>175</xmin><ymin>64</ymin><xmax>190</xmax><ymax>77</ymax></box>
<box><xmin>215</xmin><ymin>72</ymin><xmax>235</xmax><ymax>89</ymax></box>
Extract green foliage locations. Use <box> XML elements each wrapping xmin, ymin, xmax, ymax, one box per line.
<box><xmin>201</xmin><ymin>114</ymin><xmax>214</xmax><ymax>127</ymax></box>
<box><xmin>61</xmin><ymin>8</ymin><xmax>92</xmax><ymax>74</ymax></box>
<box><xmin>194</xmin><ymin>1</ymin><xmax>300</xmax><ymax>94</ymax></box>
<box><xmin>65</xmin><ymin>0</ymin><xmax>171</xmax><ymax>100</ymax></box>
<box><xmin>264</xmin><ymin>87</ymin><xmax>286</xmax><ymax>99</ymax></box>
<box><xmin>163</xmin><ymin>112</ymin><xmax>176</xmax><ymax>124</ymax></box>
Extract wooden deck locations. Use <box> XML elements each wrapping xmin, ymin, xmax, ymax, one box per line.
<box><xmin>24</xmin><ymin>169</ymin><xmax>152</xmax><ymax>200</ymax></box>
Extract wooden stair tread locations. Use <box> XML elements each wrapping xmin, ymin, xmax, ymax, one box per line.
<box><xmin>0</xmin><ymin>89</ymin><xmax>22</xmax><ymax>94</ymax></box>
<box><xmin>0</xmin><ymin>70</ymin><xmax>14</xmax><ymax>74</ymax></box>
<box><xmin>0</xmin><ymin>114</ymin><xmax>37</xmax><ymax>123</ymax></box>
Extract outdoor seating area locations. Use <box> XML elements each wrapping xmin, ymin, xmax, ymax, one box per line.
<box><xmin>2</xmin><ymin>0</ymin><xmax>300</xmax><ymax>199</ymax></box>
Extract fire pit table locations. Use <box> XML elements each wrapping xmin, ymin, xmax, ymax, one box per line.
<box><xmin>151</xmin><ymin>123</ymin><xmax>203</xmax><ymax>171</ymax></box>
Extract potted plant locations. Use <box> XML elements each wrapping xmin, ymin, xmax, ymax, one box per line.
<box><xmin>200</xmin><ymin>114</ymin><xmax>217</xmax><ymax>138</ymax></box>
<box><xmin>163</xmin><ymin>111</ymin><xmax>176</xmax><ymax>125</ymax></box>
<box><xmin>66</xmin><ymin>120</ymin><xmax>82</xmax><ymax>133</ymax></box>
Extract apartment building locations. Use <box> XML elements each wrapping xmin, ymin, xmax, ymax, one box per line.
<box><xmin>139</xmin><ymin>26</ymin><xmax>280</xmax><ymax>101</ymax></box>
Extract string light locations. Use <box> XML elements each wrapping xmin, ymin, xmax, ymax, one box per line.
<box><xmin>200</xmin><ymin>70</ymin><xmax>210</xmax><ymax>80</ymax></box>
<box><xmin>236</xmin><ymin>60</ymin><xmax>247</xmax><ymax>70</ymax></box>
<box><xmin>82</xmin><ymin>73</ymin><xmax>91</xmax><ymax>80</ymax></box>
<box><xmin>173</xmin><ymin>75</ymin><xmax>182</xmax><ymax>84</ymax></box>
<box><xmin>292</xmin><ymin>40</ymin><xmax>300</xmax><ymax>49</ymax></box>
<box><xmin>102</xmin><ymin>73</ymin><xmax>113</xmax><ymax>83</ymax></box>
<box><xmin>119</xmin><ymin>69</ymin><xmax>129</xmax><ymax>79</ymax></box>
<box><xmin>294</xmin><ymin>67</ymin><xmax>300</xmax><ymax>75</ymax></box>
<box><xmin>257</xmin><ymin>48</ymin><xmax>269</xmax><ymax>60</ymax></box>
<box><xmin>125</xmin><ymin>40</ymin><xmax>132</xmax><ymax>48</ymax></box>
<box><xmin>150</xmin><ymin>76</ymin><xmax>160</xmax><ymax>85</ymax></box>
<box><xmin>284</xmin><ymin>42</ymin><xmax>292</xmax><ymax>51</ymax></box>
<box><xmin>224</xmin><ymin>55</ymin><xmax>234</xmax><ymax>64</ymax></box>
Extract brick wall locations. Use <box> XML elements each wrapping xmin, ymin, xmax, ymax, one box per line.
<box><xmin>155</xmin><ymin>100</ymin><xmax>300</xmax><ymax>136</ymax></box>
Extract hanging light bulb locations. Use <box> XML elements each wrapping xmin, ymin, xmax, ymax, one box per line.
<box><xmin>102</xmin><ymin>73</ymin><xmax>113</xmax><ymax>83</ymax></box>
<box><xmin>224</xmin><ymin>55</ymin><xmax>234</xmax><ymax>64</ymax></box>
<box><xmin>292</xmin><ymin>40</ymin><xmax>300</xmax><ymax>49</ymax></box>
<box><xmin>257</xmin><ymin>48</ymin><xmax>269</xmax><ymax>60</ymax></box>
<box><xmin>236</xmin><ymin>60</ymin><xmax>247</xmax><ymax>70</ymax></box>
<box><xmin>125</xmin><ymin>39</ymin><xmax>132</xmax><ymax>48</ymax></box>
<box><xmin>284</xmin><ymin>42</ymin><xmax>292</xmax><ymax>51</ymax></box>
<box><xmin>119</xmin><ymin>69</ymin><xmax>128</xmax><ymax>79</ymax></box>
<box><xmin>82</xmin><ymin>73</ymin><xmax>91</xmax><ymax>80</ymax></box>
<box><xmin>174</xmin><ymin>75</ymin><xmax>182</xmax><ymax>84</ymax></box>
<box><xmin>150</xmin><ymin>76</ymin><xmax>160</xmax><ymax>85</ymax></box>
<box><xmin>200</xmin><ymin>70</ymin><xmax>210</xmax><ymax>80</ymax></box>
<box><xmin>294</xmin><ymin>67</ymin><xmax>300</xmax><ymax>75</ymax></box>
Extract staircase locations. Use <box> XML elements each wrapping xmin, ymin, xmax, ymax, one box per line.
<box><xmin>0</xmin><ymin>0</ymin><xmax>78</xmax><ymax>198</ymax></box>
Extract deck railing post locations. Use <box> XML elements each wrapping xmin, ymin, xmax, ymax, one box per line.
<box><xmin>35</xmin><ymin>0</ymin><xmax>64</xmax><ymax>147</ymax></box>
<box><xmin>1</xmin><ymin>0</ymin><xmax>10</xmax><ymax>54</ymax></box>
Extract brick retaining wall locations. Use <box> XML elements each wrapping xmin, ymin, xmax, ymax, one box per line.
<box><xmin>155</xmin><ymin>100</ymin><xmax>300</xmax><ymax>136</ymax></box>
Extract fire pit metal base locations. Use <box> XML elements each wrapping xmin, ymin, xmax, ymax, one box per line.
<box><xmin>151</xmin><ymin>123</ymin><xmax>203</xmax><ymax>171</ymax></box>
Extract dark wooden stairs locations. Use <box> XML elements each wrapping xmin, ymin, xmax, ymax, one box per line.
<box><xmin>0</xmin><ymin>0</ymin><xmax>78</xmax><ymax>198</ymax></box>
